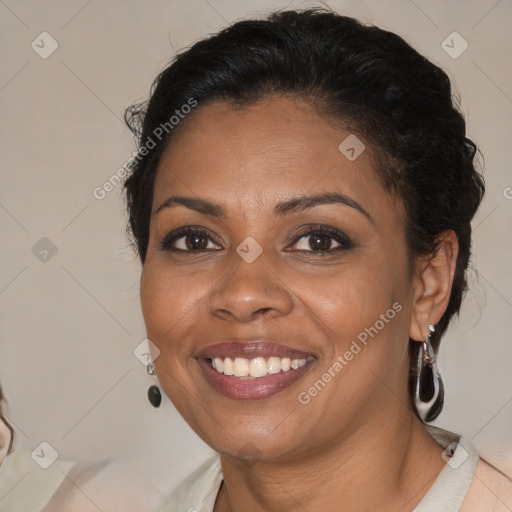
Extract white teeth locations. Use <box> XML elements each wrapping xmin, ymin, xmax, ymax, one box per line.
<box><xmin>233</xmin><ymin>358</ymin><xmax>249</xmax><ymax>377</ymax></box>
<box><xmin>210</xmin><ymin>356</ymin><xmax>313</xmax><ymax>378</ymax></box>
<box><xmin>249</xmin><ymin>357</ymin><xmax>268</xmax><ymax>377</ymax></box>
<box><xmin>223</xmin><ymin>357</ymin><xmax>234</xmax><ymax>375</ymax></box>
<box><xmin>267</xmin><ymin>357</ymin><xmax>281</xmax><ymax>374</ymax></box>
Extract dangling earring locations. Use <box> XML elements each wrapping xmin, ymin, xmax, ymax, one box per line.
<box><xmin>414</xmin><ymin>324</ymin><xmax>444</xmax><ymax>422</ymax></box>
<box><xmin>147</xmin><ymin>362</ymin><xmax>161</xmax><ymax>408</ymax></box>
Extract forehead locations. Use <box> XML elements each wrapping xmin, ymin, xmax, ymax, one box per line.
<box><xmin>152</xmin><ymin>97</ymin><xmax>392</xmax><ymax>220</ymax></box>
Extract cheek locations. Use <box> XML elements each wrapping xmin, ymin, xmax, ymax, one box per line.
<box><xmin>139</xmin><ymin>262</ymin><xmax>208</xmax><ymax>355</ymax></box>
<box><xmin>139</xmin><ymin>262</ymin><xmax>208</xmax><ymax>413</ymax></box>
<box><xmin>303</xmin><ymin>274</ymin><xmax>408</xmax><ymax>401</ymax></box>
<box><xmin>300</xmin><ymin>257</ymin><xmax>399</xmax><ymax>327</ymax></box>
<box><xmin>300</xmin><ymin>254</ymin><xmax>409</xmax><ymax>371</ymax></box>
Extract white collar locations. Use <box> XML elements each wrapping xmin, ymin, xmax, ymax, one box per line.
<box><xmin>413</xmin><ymin>424</ymin><xmax>479</xmax><ymax>511</ymax></box>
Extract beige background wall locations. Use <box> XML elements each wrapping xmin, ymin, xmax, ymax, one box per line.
<box><xmin>1</xmin><ymin>0</ymin><xmax>511</xmax><ymax>496</ymax></box>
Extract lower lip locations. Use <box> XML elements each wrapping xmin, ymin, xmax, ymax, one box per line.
<box><xmin>197</xmin><ymin>358</ymin><xmax>315</xmax><ymax>400</ymax></box>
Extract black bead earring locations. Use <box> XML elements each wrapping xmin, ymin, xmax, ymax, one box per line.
<box><xmin>147</xmin><ymin>363</ymin><xmax>161</xmax><ymax>408</ymax></box>
<box><xmin>147</xmin><ymin>385</ymin><xmax>161</xmax><ymax>408</ymax></box>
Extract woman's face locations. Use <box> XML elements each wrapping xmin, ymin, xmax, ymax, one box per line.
<box><xmin>141</xmin><ymin>96</ymin><xmax>416</xmax><ymax>461</ymax></box>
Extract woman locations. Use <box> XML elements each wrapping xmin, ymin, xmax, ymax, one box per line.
<box><xmin>122</xmin><ymin>7</ymin><xmax>512</xmax><ymax>512</ymax></box>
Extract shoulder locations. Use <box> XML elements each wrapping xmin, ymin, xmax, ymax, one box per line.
<box><xmin>0</xmin><ymin>448</ymin><xmax>163</xmax><ymax>512</ymax></box>
<box><xmin>418</xmin><ymin>425</ymin><xmax>512</xmax><ymax>512</ymax></box>
<box><xmin>44</xmin><ymin>454</ymin><xmax>164</xmax><ymax>511</ymax></box>
<box><xmin>155</xmin><ymin>454</ymin><xmax>223</xmax><ymax>512</ymax></box>
<box><xmin>0</xmin><ymin>447</ymin><xmax>75</xmax><ymax>511</ymax></box>
<box><xmin>461</xmin><ymin>458</ymin><xmax>512</xmax><ymax>511</ymax></box>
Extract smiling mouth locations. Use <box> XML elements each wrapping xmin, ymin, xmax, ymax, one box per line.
<box><xmin>195</xmin><ymin>340</ymin><xmax>316</xmax><ymax>399</ymax></box>
<box><xmin>196</xmin><ymin>355</ymin><xmax>316</xmax><ymax>400</ymax></box>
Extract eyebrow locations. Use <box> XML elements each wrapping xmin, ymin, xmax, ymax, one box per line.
<box><xmin>155</xmin><ymin>192</ymin><xmax>372</xmax><ymax>221</ymax></box>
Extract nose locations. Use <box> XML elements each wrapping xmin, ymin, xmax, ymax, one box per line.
<box><xmin>208</xmin><ymin>252</ymin><xmax>294</xmax><ymax>323</ymax></box>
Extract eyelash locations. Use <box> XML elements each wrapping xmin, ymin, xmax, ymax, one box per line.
<box><xmin>288</xmin><ymin>225</ymin><xmax>351</xmax><ymax>253</ymax></box>
<box><xmin>159</xmin><ymin>224</ymin><xmax>352</xmax><ymax>254</ymax></box>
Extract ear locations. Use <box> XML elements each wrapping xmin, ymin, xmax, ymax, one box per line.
<box><xmin>409</xmin><ymin>230</ymin><xmax>459</xmax><ymax>342</ymax></box>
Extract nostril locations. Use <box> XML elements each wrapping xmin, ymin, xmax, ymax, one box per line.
<box><xmin>252</xmin><ymin>307</ymin><xmax>273</xmax><ymax>319</ymax></box>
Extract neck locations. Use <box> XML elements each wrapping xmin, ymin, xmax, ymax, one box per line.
<box><xmin>214</xmin><ymin>408</ymin><xmax>446</xmax><ymax>512</ymax></box>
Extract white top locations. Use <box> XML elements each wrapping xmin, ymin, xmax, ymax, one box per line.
<box><xmin>156</xmin><ymin>425</ymin><xmax>512</xmax><ymax>512</ymax></box>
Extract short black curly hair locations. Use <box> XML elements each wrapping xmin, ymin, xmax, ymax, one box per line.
<box><xmin>123</xmin><ymin>7</ymin><xmax>484</xmax><ymax>421</ymax></box>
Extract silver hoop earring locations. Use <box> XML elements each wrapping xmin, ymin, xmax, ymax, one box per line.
<box><xmin>414</xmin><ymin>324</ymin><xmax>444</xmax><ymax>422</ymax></box>
<box><xmin>147</xmin><ymin>363</ymin><xmax>161</xmax><ymax>408</ymax></box>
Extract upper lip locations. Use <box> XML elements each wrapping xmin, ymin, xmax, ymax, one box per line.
<box><xmin>195</xmin><ymin>339</ymin><xmax>314</xmax><ymax>360</ymax></box>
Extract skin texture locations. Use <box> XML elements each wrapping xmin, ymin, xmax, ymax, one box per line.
<box><xmin>140</xmin><ymin>96</ymin><xmax>459</xmax><ymax>511</ymax></box>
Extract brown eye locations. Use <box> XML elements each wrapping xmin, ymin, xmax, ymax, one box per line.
<box><xmin>288</xmin><ymin>226</ymin><xmax>351</xmax><ymax>253</ymax></box>
<box><xmin>185</xmin><ymin>233</ymin><xmax>209</xmax><ymax>250</ymax></box>
<box><xmin>159</xmin><ymin>227</ymin><xmax>222</xmax><ymax>252</ymax></box>
<box><xmin>308</xmin><ymin>234</ymin><xmax>334</xmax><ymax>251</ymax></box>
